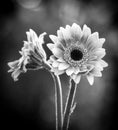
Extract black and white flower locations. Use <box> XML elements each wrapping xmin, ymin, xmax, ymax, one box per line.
<box><xmin>47</xmin><ymin>23</ymin><xmax>108</xmax><ymax>85</ymax></box>
<box><xmin>8</xmin><ymin>29</ymin><xmax>47</xmax><ymax>81</ymax></box>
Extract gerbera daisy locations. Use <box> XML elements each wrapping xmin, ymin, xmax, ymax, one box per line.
<box><xmin>8</xmin><ymin>29</ymin><xmax>48</xmax><ymax>81</ymax></box>
<box><xmin>47</xmin><ymin>23</ymin><xmax>108</xmax><ymax>85</ymax></box>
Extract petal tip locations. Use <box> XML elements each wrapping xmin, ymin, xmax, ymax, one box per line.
<box><xmin>47</xmin><ymin>43</ymin><xmax>54</xmax><ymax>50</ymax></box>
<box><xmin>87</xmin><ymin>75</ymin><xmax>94</xmax><ymax>85</ymax></box>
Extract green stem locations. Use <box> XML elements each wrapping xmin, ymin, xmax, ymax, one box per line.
<box><xmin>50</xmin><ymin>73</ymin><xmax>63</xmax><ymax>130</ymax></box>
<box><xmin>63</xmin><ymin>79</ymin><xmax>77</xmax><ymax>130</ymax></box>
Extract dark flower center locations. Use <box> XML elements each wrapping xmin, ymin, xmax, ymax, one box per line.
<box><xmin>70</xmin><ymin>49</ymin><xmax>83</xmax><ymax>61</ymax></box>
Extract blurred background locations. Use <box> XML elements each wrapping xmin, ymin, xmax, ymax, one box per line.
<box><xmin>0</xmin><ymin>0</ymin><xmax>118</xmax><ymax>130</ymax></box>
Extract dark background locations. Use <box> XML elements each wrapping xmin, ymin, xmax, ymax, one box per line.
<box><xmin>0</xmin><ymin>0</ymin><xmax>118</xmax><ymax>130</ymax></box>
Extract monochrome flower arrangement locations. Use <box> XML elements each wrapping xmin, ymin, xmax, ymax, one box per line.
<box><xmin>8</xmin><ymin>23</ymin><xmax>108</xmax><ymax>130</ymax></box>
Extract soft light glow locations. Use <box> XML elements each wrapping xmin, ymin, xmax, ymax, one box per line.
<box><xmin>17</xmin><ymin>0</ymin><xmax>41</xmax><ymax>10</ymax></box>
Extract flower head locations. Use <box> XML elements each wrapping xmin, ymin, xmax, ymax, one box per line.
<box><xmin>47</xmin><ymin>23</ymin><xmax>108</xmax><ymax>85</ymax></box>
<box><xmin>8</xmin><ymin>29</ymin><xmax>48</xmax><ymax>81</ymax></box>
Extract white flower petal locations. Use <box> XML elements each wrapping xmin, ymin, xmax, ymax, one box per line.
<box><xmin>86</xmin><ymin>75</ymin><xmax>94</xmax><ymax>85</ymax></box>
<box><xmin>49</xmin><ymin>35</ymin><xmax>60</xmax><ymax>44</ymax></box>
<box><xmin>98</xmin><ymin>38</ymin><xmax>105</xmax><ymax>47</ymax></box>
<box><xmin>47</xmin><ymin>43</ymin><xmax>54</xmax><ymax>50</ymax></box>
<box><xmin>59</xmin><ymin>27</ymin><xmax>67</xmax><ymax>40</ymax></box>
<box><xmin>26</xmin><ymin>29</ymin><xmax>36</xmax><ymax>44</ymax></box>
<box><xmin>87</xmin><ymin>61</ymin><xmax>104</xmax><ymax>72</ymax></box>
<box><xmin>86</xmin><ymin>65</ymin><xmax>95</xmax><ymax>72</ymax></box>
<box><xmin>75</xmin><ymin>75</ymin><xmax>81</xmax><ymax>84</ymax></box>
<box><xmin>92</xmin><ymin>61</ymin><xmax>105</xmax><ymax>71</ymax></box>
<box><xmin>99</xmin><ymin>60</ymin><xmax>108</xmax><ymax>67</ymax></box>
<box><xmin>83</xmin><ymin>24</ymin><xmax>91</xmax><ymax>36</ymax></box>
<box><xmin>89</xmin><ymin>48</ymin><xmax>106</xmax><ymax>59</ymax></box>
<box><xmin>74</xmin><ymin>67</ymin><xmax>80</xmax><ymax>74</ymax></box>
<box><xmin>26</xmin><ymin>32</ymin><xmax>31</xmax><ymax>43</ymax></box>
<box><xmin>88</xmin><ymin>37</ymin><xmax>105</xmax><ymax>49</ymax></box>
<box><xmin>66</xmin><ymin>25</ymin><xmax>71</xmax><ymax>30</ymax></box>
<box><xmin>52</xmin><ymin>48</ymin><xmax>63</xmax><ymax>58</ymax></box>
<box><xmin>91</xmin><ymin>68</ymin><xmax>102</xmax><ymax>77</ymax></box>
<box><xmin>96</xmin><ymin>64</ymin><xmax>104</xmax><ymax>71</ymax></box>
<box><xmin>81</xmin><ymin>24</ymin><xmax>91</xmax><ymax>42</ymax></box>
<box><xmin>80</xmin><ymin>65</ymin><xmax>87</xmax><ymax>72</ymax></box>
<box><xmin>72</xmin><ymin>23</ymin><xmax>82</xmax><ymax>34</ymax></box>
<box><xmin>88</xmin><ymin>32</ymin><xmax>99</xmax><ymax>42</ymax></box>
<box><xmin>66</xmin><ymin>67</ymin><xmax>74</xmax><ymax>76</ymax></box>
<box><xmin>47</xmin><ymin>35</ymin><xmax>64</xmax><ymax>50</ymax></box>
<box><xmin>8</xmin><ymin>60</ymin><xmax>19</xmax><ymax>69</ymax></box>
<box><xmin>57</xmin><ymin>30</ymin><xmax>67</xmax><ymax>47</ymax></box>
<box><xmin>30</xmin><ymin>31</ymin><xmax>47</xmax><ymax>60</ymax></box>
<box><xmin>58</xmin><ymin>63</ymin><xmax>70</xmax><ymax>70</ymax></box>
<box><xmin>87</xmin><ymin>32</ymin><xmax>99</xmax><ymax>49</ymax></box>
<box><xmin>60</xmin><ymin>27</ymin><xmax>66</xmax><ymax>33</ymax></box>
<box><xmin>60</xmin><ymin>27</ymin><xmax>72</xmax><ymax>45</ymax></box>
<box><xmin>48</xmin><ymin>59</ymin><xmax>53</xmax><ymax>64</ymax></box>
<box><xmin>50</xmin><ymin>55</ymin><xmax>57</xmax><ymax>61</ymax></box>
<box><xmin>71</xmin><ymin>74</ymin><xmax>81</xmax><ymax>84</ymax></box>
<box><xmin>87</xmin><ymin>61</ymin><xmax>97</xmax><ymax>67</ymax></box>
<box><xmin>65</xmin><ymin>25</ymin><xmax>72</xmax><ymax>38</ymax></box>
<box><xmin>71</xmin><ymin>74</ymin><xmax>76</xmax><ymax>82</ymax></box>
<box><xmin>12</xmin><ymin>69</ymin><xmax>21</xmax><ymax>81</ymax></box>
<box><xmin>49</xmin><ymin>35</ymin><xmax>64</xmax><ymax>52</ymax></box>
<box><xmin>95</xmin><ymin>49</ymin><xmax>106</xmax><ymax>59</ymax></box>
<box><xmin>57</xmin><ymin>58</ymin><xmax>65</xmax><ymax>62</ymax></box>
<box><xmin>29</xmin><ymin>29</ymin><xmax>37</xmax><ymax>38</ymax></box>
<box><xmin>38</xmin><ymin>32</ymin><xmax>47</xmax><ymax>45</ymax></box>
<box><xmin>55</xmin><ymin>43</ymin><xmax>65</xmax><ymax>51</ymax></box>
<box><xmin>88</xmin><ymin>55</ymin><xmax>98</xmax><ymax>61</ymax></box>
<box><xmin>52</xmin><ymin>61</ymin><xmax>59</xmax><ymax>68</ymax></box>
<box><xmin>95</xmin><ymin>71</ymin><xmax>102</xmax><ymax>77</ymax></box>
<box><xmin>71</xmin><ymin>23</ymin><xmax>82</xmax><ymax>40</ymax></box>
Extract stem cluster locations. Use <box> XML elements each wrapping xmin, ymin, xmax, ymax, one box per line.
<box><xmin>51</xmin><ymin>72</ymin><xmax>77</xmax><ymax>130</ymax></box>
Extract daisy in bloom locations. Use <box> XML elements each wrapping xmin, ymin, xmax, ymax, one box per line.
<box><xmin>47</xmin><ymin>23</ymin><xmax>108</xmax><ymax>85</ymax></box>
<box><xmin>8</xmin><ymin>29</ymin><xmax>48</xmax><ymax>81</ymax></box>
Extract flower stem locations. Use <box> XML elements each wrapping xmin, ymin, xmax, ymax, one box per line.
<box><xmin>44</xmin><ymin>63</ymin><xmax>63</xmax><ymax>130</ymax></box>
<box><xmin>63</xmin><ymin>79</ymin><xmax>77</xmax><ymax>130</ymax></box>
<box><xmin>51</xmin><ymin>73</ymin><xmax>63</xmax><ymax>130</ymax></box>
